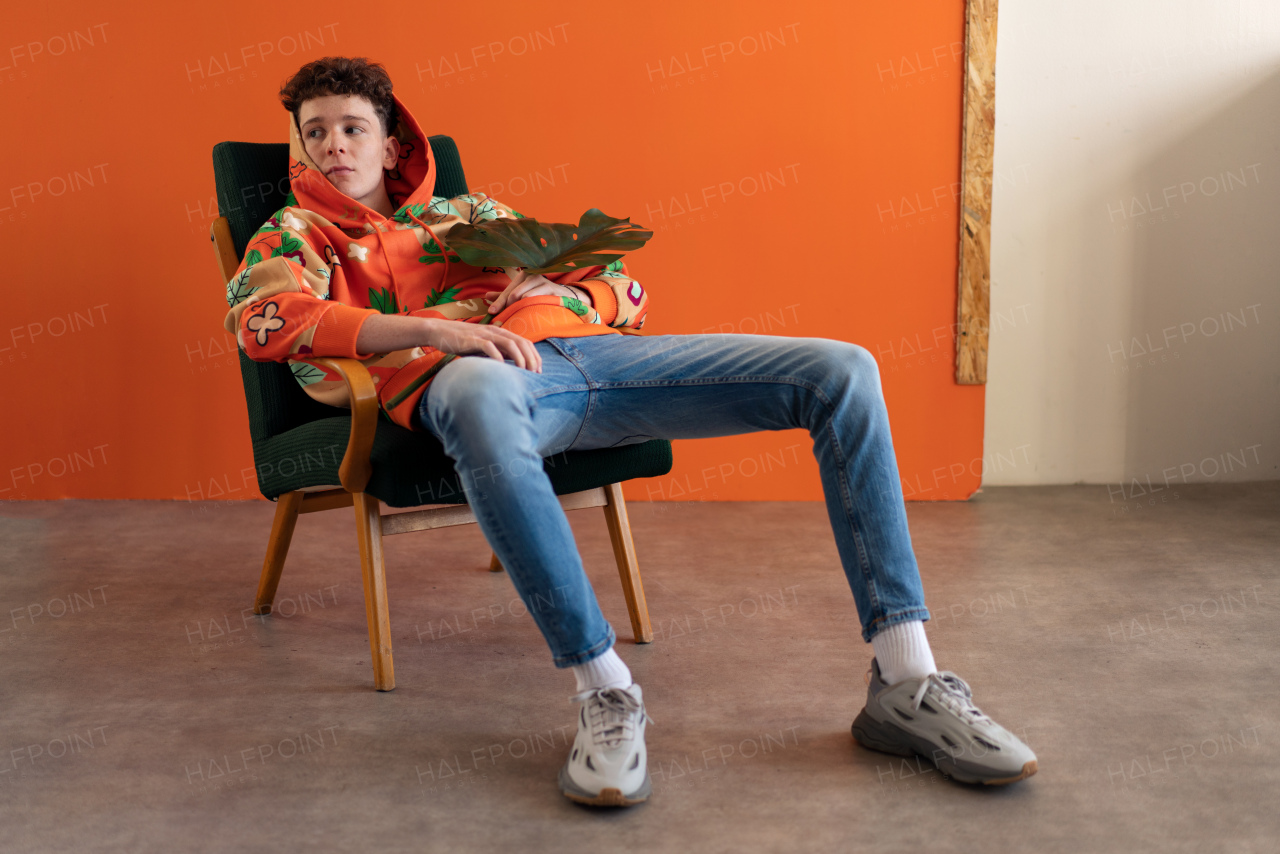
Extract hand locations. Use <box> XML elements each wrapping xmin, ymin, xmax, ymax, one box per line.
<box><xmin>485</xmin><ymin>269</ymin><xmax>589</xmax><ymax>315</ymax></box>
<box><xmin>420</xmin><ymin>317</ymin><xmax>542</xmax><ymax>373</ymax></box>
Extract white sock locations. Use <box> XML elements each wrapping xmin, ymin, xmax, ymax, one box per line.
<box><xmin>571</xmin><ymin>647</ymin><xmax>632</xmax><ymax>694</ymax></box>
<box><xmin>871</xmin><ymin>620</ymin><xmax>937</xmax><ymax>685</ymax></box>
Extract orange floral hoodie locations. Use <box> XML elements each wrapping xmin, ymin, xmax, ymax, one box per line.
<box><xmin>221</xmin><ymin>93</ymin><xmax>650</xmax><ymax>430</ymax></box>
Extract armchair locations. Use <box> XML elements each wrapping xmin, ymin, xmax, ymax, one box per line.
<box><xmin>208</xmin><ymin>137</ymin><xmax>671</xmax><ymax>691</ymax></box>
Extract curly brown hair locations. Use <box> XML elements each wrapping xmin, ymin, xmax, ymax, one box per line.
<box><xmin>279</xmin><ymin>56</ymin><xmax>399</xmax><ymax>138</ymax></box>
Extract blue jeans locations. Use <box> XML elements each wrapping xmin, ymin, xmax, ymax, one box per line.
<box><xmin>416</xmin><ymin>333</ymin><xmax>930</xmax><ymax>667</ymax></box>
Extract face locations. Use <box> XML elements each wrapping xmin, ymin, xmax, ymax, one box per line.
<box><xmin>297</xmin><ymin>94</ymin><xmax>399</xmax><ymax>207</ymax></box>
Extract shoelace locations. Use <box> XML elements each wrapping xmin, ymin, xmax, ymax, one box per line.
<box><xmin>570</xmin><ymin>686</ymin><xmax>654</xmax><ymax>749</ymax></box>
<box><xmin>909</xmin><ymin>671</ymin><xmax>994</xmax><ymax>725</ymax></box>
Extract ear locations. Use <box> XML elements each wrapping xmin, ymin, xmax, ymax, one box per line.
<box><xmin>382</xmin><ymin>134</ymin><xmax>400</xmax><ymax>171</ymax></box>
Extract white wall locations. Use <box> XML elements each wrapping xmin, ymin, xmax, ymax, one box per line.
<box><xmin>984</xmin><ymin>2</ymin><xmax>1280</xmax><ymax>486</ymax></box>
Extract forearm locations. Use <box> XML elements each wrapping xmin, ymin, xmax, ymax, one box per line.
<box><xmin>355</xmin><ymin>313</ymin><xmax>433</xmax><ymax>354</ymax></box>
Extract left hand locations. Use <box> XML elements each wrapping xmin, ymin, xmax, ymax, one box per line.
<box><xmin>485</xmin><ymin>270</ymin><xmax>588</xmax><ymax>314</ymax></box>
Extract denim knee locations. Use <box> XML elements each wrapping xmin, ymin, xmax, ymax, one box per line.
<box><xmin>800</xmin><ymin>338</ymin><xmax>883</xmax><ymax>403</ymax></box>
<box><xmin>424</xmin><ymin>356</ymin><xmax>534</xmax><ymax>440</ymax></box>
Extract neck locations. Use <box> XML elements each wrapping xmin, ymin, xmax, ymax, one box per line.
<box><xmin>359</xmin><ymin>183</ymin><xmax>395</xmax><ymax>218</ymax></box>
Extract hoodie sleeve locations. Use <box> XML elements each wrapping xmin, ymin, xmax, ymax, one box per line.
<box><xmin>552</xmin><ymin>260</ymin><xmax>649</xmax><ymax>329</ymax></box>
<box><xmin>425</xmin><ymin>193</ymin><xmax>650</xmax><ymax>330</ymax></box>
<box><xmin>222</xmin><ymin>211</ymin><xmax>375</xmax><ymax>362</ymax></box>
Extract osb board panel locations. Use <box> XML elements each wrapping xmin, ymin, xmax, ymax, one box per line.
<box><xmin>957</xmin><ymin>0</ymin><xmax>998</xmax><ymax>384</ymax></box>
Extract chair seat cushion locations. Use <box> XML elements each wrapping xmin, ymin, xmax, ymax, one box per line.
<box><xmin>252</xmin><ymin>416</ymin><xmax>673</xmax><ymax>508</ymax></box>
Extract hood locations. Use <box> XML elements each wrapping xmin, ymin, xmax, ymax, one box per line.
<box><xmin>286</xmin><ymin>92</ymin><xmax>436</xmax><ymax>229</ymax></box>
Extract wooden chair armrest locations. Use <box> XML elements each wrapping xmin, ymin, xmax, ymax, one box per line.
<box><xmin>210</xmin><ymin>217</ymin><xmax>240</xmax><ymax>284</ymax></box>
<box><xmin>303</xmin><ymin>357</ymin><xmax>379</xmax><ymax>494</ymax></box>
<box><xmin>212</xmin><ymin>216</ymin><xmax>378</xmax><ymax>493</ymax></box>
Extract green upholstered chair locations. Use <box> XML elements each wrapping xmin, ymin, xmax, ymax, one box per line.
<box><xmin>209</xmin><ymin>137</ymin><xmax>669</xmax><ymax>691</ymax></box>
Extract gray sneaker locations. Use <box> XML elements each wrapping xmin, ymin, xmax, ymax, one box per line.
<box><xmin>851</xmin><ymin>658</ymin><xmax>1037</xmax><ymax>785</ymax></box>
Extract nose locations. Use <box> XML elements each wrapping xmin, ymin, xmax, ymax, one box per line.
<box><xmin>327</xmin><ymin>132</ymin><xmax>345</xmax><ymax>156</ymax></box>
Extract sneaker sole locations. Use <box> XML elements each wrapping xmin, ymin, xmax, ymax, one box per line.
<box><xmin>558</xmin><ymin>763</ymin><xmax>652</xmax><ymax>806</ymax></box>
<box><xmin>851</xmin><ymin>709</ymin><xmax>1038</xmax><ymax>786</ymax></box>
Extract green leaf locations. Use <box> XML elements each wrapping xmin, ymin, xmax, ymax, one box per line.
<box><xmin>427</xmin><ymin>197</ymin><xmax>462</xmax><ymax>219</ymax></box>
<box><xmin>245</xmin><ymin>248</ymin><xmax>263</xmax><ymax>268</ymax></box>
<box><xmin>392</xmin><ymin>202</ymin><xmax>428</xmax><ymax>225</ymax></box>
<box><xmin>368</xmin><ymin>287</ymin><xmax>401</xmax><ymax>315</ymax></box>
<box><xmin>289</xmin><ymin>361</ymin><xmax>327</xmax><ymax>386</ymax></box>
<box><xmin>425</xmin><ymin>285</ymin><xmax>462</xmax><ymax>307</ymax></box>
<box><xmin>226</xmin><ymin>268</ymin><xmax>256</xmax><ymax>307</ymax></box>
<box><xmin>419</xmin><ymin>236</ymin><xmax>461</xmax><ymax>266</ymax></box>
<box><xmin>271</xmin><ymin>232</ymin><xmax>304</xmax><ymax>258</ymax></box>
<box><xmin>465</xmin><ymin>196</ymin><xmax>503</xmax><ymax>223</ymax></box>
<box><xmin>444</xmin><ymin>209</ymin><xmax>652</xmax><ymax>275</ymax></box>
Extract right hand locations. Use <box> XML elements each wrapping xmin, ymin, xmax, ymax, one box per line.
<box><xmin>420</xmin><ymin>317</ymin><xmax>542</xmax><ymax>373</ymax></box>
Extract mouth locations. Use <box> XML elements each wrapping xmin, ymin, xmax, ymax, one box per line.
<box><xmin>327</xmin><ymin>166</ymin><xmax>354</xmax><ymax>176</ymax></box>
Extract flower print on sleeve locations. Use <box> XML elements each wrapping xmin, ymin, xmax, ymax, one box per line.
<box><xmin>246</xmin><ymin>301</ymin><xmax>286</xmax><ymax>347</ymax></box>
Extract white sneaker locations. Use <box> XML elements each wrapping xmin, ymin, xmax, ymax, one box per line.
<box><xmin>558</xmin><ymin>683</ymin><xmax>652</xmax><ymax>806</ymax></box>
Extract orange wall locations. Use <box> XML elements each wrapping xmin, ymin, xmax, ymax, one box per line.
<box><xmin>0</xmin><ymin>0</ymin><xmax>982</xmax><ymax>503</ymax></box>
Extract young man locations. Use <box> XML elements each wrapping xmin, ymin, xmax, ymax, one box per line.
<box><xmin>222</xmin><ymin>56</ymin><xmax>1037</xmax><ymax>807</ymax></box>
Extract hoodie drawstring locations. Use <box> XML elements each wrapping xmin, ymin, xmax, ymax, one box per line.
<box><xmin>402</xmin><ymin>207</ymin><xmax>453</xmax><ymax>283</ymax></box>
<box><xmin>362</xmin><ymin>212</ymin><xmax>403</xmax><ymax>300</ymax></box>
<box><xmin>362</xmin><ymin>208</ymin><xmax>456</xmax><ymax>313</ymax></box>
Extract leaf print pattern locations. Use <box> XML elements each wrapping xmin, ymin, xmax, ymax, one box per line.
<box><xmin>225</xmin><ymin>267</ymin><xmax>256</xmax><ymax>307</ymax></box>
<box><xmin>562</xmin><ymin>295</ymin><xmax>590</xmax><ymax>318</ymax></box>
<box><xmin>368</xmin><ymin>287</ymin><xmax>401</xmax><ymax>315</ymax></box>
<box><xmin>419</xmin><ymin>236</ymin><xmax>461</xmax><ymax>265</ymax></box>
<box><xmin>466</xmin><ymin>195</ymin><xmax>501</xmax><ymax>223</ymax></box>
<box><xmin>426</xmin><ymin>197</ymin><xmax>462</xmax><ymax>219</ymax></box>
<box><xmin>246</xmin><ymin>302</ymin><xmax>285</xmax><ymax>346</ymax></box>
<box><xmin>289</xmin><ymin>360</ymin><xmax>327</xmax><ymax>386</ymax></box>
<box><xmin>271</xmin><ymin>231</ymin><xmax>306</xmax><ymax>266</ymax></box>
<box><xmin>425</xmin><ymin>285</ymin><xmax>461</xmax><ymax>307</ymax></box>
<box><xmin>391</xmin><ymin>203</ymin><xmax>429</xmax><ymax>226</ymax></box>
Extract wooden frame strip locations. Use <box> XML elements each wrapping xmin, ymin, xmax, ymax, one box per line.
<box><xmin>956</xmin><ymin>0</ymin><xmax>999</xmax><ymax>384</ymax></box>
<box><xmin>380</xmin><ymin>487</ymin><xmax>608</xmax><ymax>537</ymax></box>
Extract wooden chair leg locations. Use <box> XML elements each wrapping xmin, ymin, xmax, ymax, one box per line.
<box><xmin>489</xmin><ymin>551</ymin><xmax>505</xmax><ymax>573</ymax></box>
<box><xmin>602</xmin><ymin>481</ymin><xmax>654</xmax><ymax>643</ymax></box>
<box><xmin>353</xmin><ymin>491</ymin><xmax>395</xmax><ymax>691</ymax></box>
<box><xmin>254</xmin><ymin>490</ymin><xmax>303</xmax><ymax>615</ymax></box>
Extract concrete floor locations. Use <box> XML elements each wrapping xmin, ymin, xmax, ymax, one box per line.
<box><xmin>0</xmin><ymin>483</ymin><xmax>1276</xmax><ymax>853</ymax></box>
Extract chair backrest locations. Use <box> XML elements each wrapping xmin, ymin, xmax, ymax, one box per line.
<box><xmin>211</xmin><ymin>136</ymin><xmax>470</xmax><ymax>441</ymax></box>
